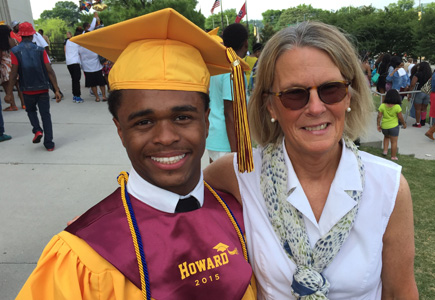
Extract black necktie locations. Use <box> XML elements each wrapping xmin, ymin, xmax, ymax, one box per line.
<box><xmin>175</xmin><ymin>196</ymin><xmax>200</xmax><ymax>213</ymax></box>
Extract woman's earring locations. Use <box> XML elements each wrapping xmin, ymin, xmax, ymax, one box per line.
<box><xmin>271</xmin><ymin>118</ymin><xmax>276</xmax><ymax>123</ymax></box>
<box><xmin>346</xmin><ymin>107</ymin><xmax>351</xmax><ymax>113</ymax></box>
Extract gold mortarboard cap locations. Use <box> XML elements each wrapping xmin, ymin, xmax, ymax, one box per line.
<box><xmin>71</xmin><ymin>8</ymin><xmax>253</xmax><ymax>173</ymax></box>
<box><xmin>70</xmin><ymin>8</ymin><xmax>248</xmax><ymax>93</ymax></box>
<box><xmin>207</xmin><ymin>27</ymin><xmax>223</xmax><ymax>44</ymax></box>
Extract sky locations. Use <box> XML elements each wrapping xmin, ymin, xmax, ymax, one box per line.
<box><xmin>29</xmin><ymin>0</ymin><xmax>409</xmax><ymax>21</ymax></box>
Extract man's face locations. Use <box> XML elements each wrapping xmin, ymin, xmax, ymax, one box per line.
<box><xmin>114</xmin><ymin>90</ymin><xmax>209</xmax><ymax>195</ymax></box>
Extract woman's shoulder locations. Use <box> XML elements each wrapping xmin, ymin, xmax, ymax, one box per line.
<box><xmin>359</xmin><ymin>150</ymin><xmax>401</xmax><ymax>173</ymax></box>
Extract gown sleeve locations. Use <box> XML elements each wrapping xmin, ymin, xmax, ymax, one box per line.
<box><xmin>16</xmin><ymin>231</ymin><xmax>256</xmax><ymax>300</ymax></box>
<box><xmin>15</xmin><ymin>231</ymin><xmax>146</xmax><ymax>300</ymax></box>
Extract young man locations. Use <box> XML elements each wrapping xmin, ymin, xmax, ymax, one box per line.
<box><xmin>10</xmin><ymin>20</ymin><xmax>21</xmax><ymax>43</ymax></box>
<box><xmin>5</xmin><ymin>22</ymin><xmax>62</xmax><ymax>151</ymax></box>
<box><xmin>16</xmin><ymin>9</ymin><xmax>255</xmax><ymax>299</ymax></box>
<box><xmin>206</xmin><ymin>23</ymin><xmax>249</xmax><ymax>162</ymax></box>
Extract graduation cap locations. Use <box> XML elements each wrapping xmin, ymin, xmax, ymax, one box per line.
<box><xmin>207</xmin><ymin>27</ymin><xmax>223</xmax><ymax>44</ymax></box>
<box><xmin>213</xmin><ymin>243</ymin><xmax>230</xmax><ymax>252</ymax></box>
<box><xmin>71</xmin><ymin>8</ymin><xmax>253</xmax><ymax>172</ymax></box>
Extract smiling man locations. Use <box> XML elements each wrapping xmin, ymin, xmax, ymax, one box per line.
<box><xmin>16</xmin><ymin>8</ymin><xmax>255</xmax><ymax>300</ymax></box>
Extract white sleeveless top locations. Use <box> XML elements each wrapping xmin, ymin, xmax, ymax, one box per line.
<box><xmin>235</xmin><ymin>140</ymin><xmax>401</xmax><ymax>300</ymax></box>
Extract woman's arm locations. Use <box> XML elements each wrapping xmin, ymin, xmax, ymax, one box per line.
<box><xmin>204</xmin><ymin>154</ymin><xmax>241</xmax><ymax>204</ymax></box>
<box><xmin>381</xmin><ymin>174</ymin><xmax>418</xmax><ymax>300</ymax></box>
<box><xmin>377</xmin><ymin>111</ymin><xmax>383</xmax><ymax>132</ymax></box>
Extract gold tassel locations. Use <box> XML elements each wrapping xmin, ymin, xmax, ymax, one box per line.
<box><xmin>225</xmin><ymin>48</ymin><xmax>254</xmax><ymax>173</ymax></box>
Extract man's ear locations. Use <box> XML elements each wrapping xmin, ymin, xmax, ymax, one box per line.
<box><xmin>113</xmin><ymin>117</ymin><xmax>125</xmax><ymax>147</ymax></box>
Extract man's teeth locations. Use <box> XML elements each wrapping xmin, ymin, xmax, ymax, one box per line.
<box><xmin>305</xmin><ymin>123</ymin><xmax>327</xmax><ymax>131</ymax></box>
<box><xmin>151</xmin><ymin>154</ymin><xmax>185</xmax><ymax>164</ymax></box>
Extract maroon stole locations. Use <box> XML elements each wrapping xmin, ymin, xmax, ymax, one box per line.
<box><xmin>66</xmin><ymin>187</ymin><xmax>252</xmax><ymax>300</ymax></box>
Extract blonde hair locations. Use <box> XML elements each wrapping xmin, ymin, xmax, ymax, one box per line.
<box><xmin>248</xmin><ymin>21</ymin><xmax>374</xmax><ymax>145</ymax></box>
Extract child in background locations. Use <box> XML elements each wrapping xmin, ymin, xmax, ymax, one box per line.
<box><xmin>377</xmin><ymin>89</ymin><xmax>407</xmax><ymax>160</ymax></box>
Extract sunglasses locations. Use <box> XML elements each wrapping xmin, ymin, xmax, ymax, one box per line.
<box><xmin>267</xmin><ymin>80</ymin><xmax>351</xmax><ymax>110</ymax></box>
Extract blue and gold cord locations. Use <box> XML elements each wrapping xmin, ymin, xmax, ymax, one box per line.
<box><xmin>204</xmin><ymin>181</ymin><xmax>249</xmax><ymax>262</ymax></box>
<box><xmin>118</xmin><ymin>172</ymin><xmax>150</xmax><ymax>300</ymax></box>
<box><xmin>117</xmin><ymin>172</ymin><xmax>249</xmax><ymax>300</ymax></box>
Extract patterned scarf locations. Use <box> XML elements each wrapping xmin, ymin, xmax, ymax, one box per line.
<box><xmin>260</xmin><ymin>136</ymin><xmax>365</xmax><ymax>299</ymax></box>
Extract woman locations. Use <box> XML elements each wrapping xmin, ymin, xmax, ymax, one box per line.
<box><xmin>78</xmin><ymin>31</ymin><xmax>106</xmax><ymax>102</ymax></box>
<box><xmin>409</xmin><ymin>61</ymin><xmax>431</xmax><ymax>127</ymax></box>
<box><xmin>0</xmin><ymin>25</ymin><xmax>24</xmax><ymax>110</ymax></box>
<box><xmin>205</xmin><ymin>22</ymin><xmax>418</xmax><ymax>299</ymax></box>
<box><xmin>376</xmin><ymin>53</ymin><xmax>391</xmax><ymax>97</ymax></box>
<box><xmin>360</xmin><ymin>52</ymin><xmax>371</xmax><ymax>86</ymax></box>
<box><xmin>386</xmin><ymin>56</ymin><xmax>409</xmax><ymax>98</ymax></box>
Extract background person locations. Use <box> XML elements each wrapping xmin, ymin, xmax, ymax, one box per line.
<box><xmin>65</xmin><ymin>27</ymin><xmax>83</xmax><ymax>103</ymax></box>
<box><xmin>0</xmin><ymin>98</ymin><xmax>12</xmax><ymax>142</ymax></box>
<box><xmin>5</xmin><ymin>22</ymin><xmax>62</xmax><ymax>151</ymax></box>
<box><xmin>0</xmin><ymin>24</ymin><xmax>25</xmax><ymax>110</ymax></box>
<box><xmin>205</xmin><ymin>21</ymin><xmax>418</xmax><ymax>299</ymax></box>
<box><xmin>377</xmin><ymin>89</ymin><xmax>407</xmax><ymax>160</ymax></box>
<box><xmin>78</xmin><ymin>32</ymin><xmax>106</xmax><ymax>102</ymax></box>
<box><xmin>376</xmin><ymin>53</ymin><xmax>391</xmax><ymax>100</ymax></box>
<box><xmin>244</xmin><ymin>42</ymin><xmax>262</xmax><ymax>84</ymax></box>
<box><xmin>408</xmin><ymin>61</ymin><xmax>432</xmax><ymax>127</ymax></box>
<box><xmin>38</xmin><ymin>29</ymin><xmax>50</xmax><ymax>47</ymax></box>
<box><xmin>206</xmin><ymin>23</ymin><xmax>248</xmax><ymax>162</ymax></box>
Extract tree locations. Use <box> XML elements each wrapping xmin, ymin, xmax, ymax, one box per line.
<box><xmin>259</xmin><ymin>23</ymin><xmax>276</xmax><ymax>45</ymax></box>
<box><xmin>40</xmin><ymin>1</ymin><xmax>80</xmax><ymax>27</ymax></box>
<box><xmin>205</xmin><ymin>9</ymin><xmax>237</xmax><ymax>31</ymax></box>
<box><xmin>276</xmin><ymin>5</ymin><xmax>321</xmax><ymax>29</ymax></box>
<box><xmin>101</xmin><ymin>0</ymin><xmax>205</xmax><ymax>28</ymax></box>
<box><xmin>415</xmin><ymin>7</ymin><xmax>435</xmax><ymax>62</ymax></box>
<box><xmin>262</xmin><ymin>9</ymin><xmax>282</xmax><ymax>31</ymax></box>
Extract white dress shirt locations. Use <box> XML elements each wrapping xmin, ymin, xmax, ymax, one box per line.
<box><xmin>78</xmin><ymin>46</ymin><xmax>102</xmax><ymax>72</ymax></box>
<box><xmin>235</xmin><ymin>138</ymin><xmax>401</xmax><ymax>299</ymax></box>
<box><xmin>65</xmin><ymin>40</ymin><xmax>81</xmax><ymax>65</ymax></box>
<box><xmin>126</xmin><ymin>168</ymin><xmax>204</xmax><ymax>213</ymax></box>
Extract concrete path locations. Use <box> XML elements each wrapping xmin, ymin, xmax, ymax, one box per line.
<box><xmin>0</xmin><ymin>63</ymin><xmax>434</xmax><ymax>299</ymax></box>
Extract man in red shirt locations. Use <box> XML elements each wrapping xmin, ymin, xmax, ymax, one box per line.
<box><xmin>10</xmin><ymin>21</ymin><xmax>22</xmax><ymax>43</ymax></box>
<box><xmin>5</xmin><ymin>22</ymin><xmax>61</xmax><ymax>151</ymax></box>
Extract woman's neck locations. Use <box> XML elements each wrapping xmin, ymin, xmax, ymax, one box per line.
<box><xmin>286</xmin><ymin>140</ymin><xmax>342</xmax><ymax>183</ymax></box>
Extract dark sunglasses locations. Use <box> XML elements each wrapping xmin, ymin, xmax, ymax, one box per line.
<box><xmin>267</xmin><ymin>80</ymin><xmax>351</xmax><ymax>110</ymax></box>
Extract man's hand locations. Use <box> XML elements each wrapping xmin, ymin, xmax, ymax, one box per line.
<box><xmin>55</xmin><ymin>91</ymin><xmax>62</xmax><ymax>103</ymax></box>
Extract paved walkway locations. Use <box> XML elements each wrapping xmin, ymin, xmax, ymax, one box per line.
<box><xmin>0</xmin><ymin>63</ymin><xmax>434</xmax><ymax>299</ymax></box>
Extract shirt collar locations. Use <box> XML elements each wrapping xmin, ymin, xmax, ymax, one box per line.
<box><xmin>282</xmin><ymin>138</ymin><xmax>362</xmax><ymax>230</ymax></box>
<box><xmin>126</xmin><ymin>168</ymin><xmax>204</xmax><ymax>213</ymax></box>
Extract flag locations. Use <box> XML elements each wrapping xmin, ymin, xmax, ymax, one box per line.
<box><xmin>210</xmin><ymin>0</ymin><xmax>220</xmax><ymax>14</ymax></box>
<box><xmin>235</xmin><ymin>3</ymin><xmax>246</xmax><ymax>23</ymax></box>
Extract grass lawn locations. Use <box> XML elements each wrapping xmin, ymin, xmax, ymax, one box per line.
<box><xmin>360</xmin><ymin>146</ymin><xmax>435</xmax><ymax>299</ymax></box>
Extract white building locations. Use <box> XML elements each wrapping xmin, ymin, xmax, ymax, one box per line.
<box><xmin>0</xmin><ymin>0</ymin><xmax>34</xmax><ymax>26</ymax></box>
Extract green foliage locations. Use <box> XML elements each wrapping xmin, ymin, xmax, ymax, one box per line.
<box><xmin>34</xmin><ymin>0</ymin><xmax>435</xmax><ymax>64</ymax></box>
<box><xmin>415</xmin><ymin>7</ymin><xmax>435</xmax><ymax>62</ymax></box>
<box><xmin>34</xmin><ymin>18</ymin><xmax>70</xmax><ymax>44</ymax></box>
<box><xmin>101</xmin><ymin>0</ymin><xmax>205</xmax><ymax>28</ymax></box>
<box><xmin>40</xmin><ymin>1</ymin><xmax>80</xmax><ymax>27</ymax></box>
<box><xmin>276</xmin><ymin>5</ymin><xmax>322</xmax><ymax>28</ymax></box>
<box><xmin>259</xmin><ymin>23</ymin><xmax>276</xmax><ymax>45</ymax></box>
<box><xmin>205</xmin><ymin>9</ymin><xmax>237</xmax><ymax>31</ymax></box>
<box><xmin>262</xmin><ymin>9</ymin><xmax>282</xmax><ymax>31</ymax></box>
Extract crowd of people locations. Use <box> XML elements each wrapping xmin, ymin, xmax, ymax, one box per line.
<box><xmin>0</xmin><ymin>12</ymin><xmax>113</xmax><ymax>146</ymax></box>
<box><xmin>371</xmin><ymin>52</ymin><xmax>435</xmax><ymax>147</ymax></box>
<box><xmin>1</xmin><ymin>8</ymin><xmax>421</xmax><ymax>300</ymax></box>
